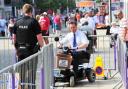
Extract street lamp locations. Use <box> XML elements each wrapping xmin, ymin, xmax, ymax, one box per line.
<box><xmin>32</xmin><ymin>0</ymin><xmax>35</xmax><ymax>17</ymax></box>
<box><xmin>11</xmin><ymin>0</ymin><xmax>15</xmax><ymax>17</ymax></box>
<box><xmin>109</xmin><ymin>0</ymin><xmax>112</xmax><ymax>24</ymax></box>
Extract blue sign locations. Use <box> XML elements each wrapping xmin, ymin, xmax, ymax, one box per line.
<box><xmin>96</xmin><ymin>66</ymin><xmax>103</xmax><ymax>75</ymax></box>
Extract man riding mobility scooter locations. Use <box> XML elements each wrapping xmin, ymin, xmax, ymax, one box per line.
<box><xmin>54</xmin><ymin>37</ymin><xmax>96</xmax><ymax>87</ymax></box>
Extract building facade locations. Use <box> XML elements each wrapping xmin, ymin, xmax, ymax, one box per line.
<box><xmin>0</xmin><ymin>0</ymin><xmax>22</xmax><ymax>20</ymax></box>
<box><xmin>0</xmin><ymin>0</ymin><xmax>12</xmax><ymax>19</ymax></box>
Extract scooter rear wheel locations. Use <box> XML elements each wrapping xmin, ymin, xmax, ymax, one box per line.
<box><xmin>87</xmin><ymin>69</ymin><xmax>96</xmax><ymax>83</ymax></box>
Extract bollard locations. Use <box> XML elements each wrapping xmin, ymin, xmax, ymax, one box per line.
<box><xmin>41</xmin><ymin>67</ymin><xmax>45</xmax><ymax>89</ymax></box>
<box><xmin>114</xmin><ymin>42</ymin><xmax>117</xmax><ymax>70</ymax></box>
<box><xmin>12</xmin><ymin>73</ymin><xmax>15</xmax><ymax>89</ymax></box>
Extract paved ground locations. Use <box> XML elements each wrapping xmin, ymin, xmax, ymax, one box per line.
<box><xmin>55</xmin><ymin>75</ymin><xmax>122</xmax><ymax>89</ymax></box>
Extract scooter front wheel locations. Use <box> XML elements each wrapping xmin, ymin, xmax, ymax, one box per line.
<box><xmin>69</xmin><ymin>76</ymin><xmax>75</xmax><ymax>87</ymax></box>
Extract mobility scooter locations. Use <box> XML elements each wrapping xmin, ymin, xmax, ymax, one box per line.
<box><xmin>54</xmin><ymin>37</ymin><xmax>96</xmax><ymax>87</ymax></box>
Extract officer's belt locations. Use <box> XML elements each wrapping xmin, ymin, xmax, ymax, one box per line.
<box><xmin>18</xmin><ymin>43</ymin><xmax>36</xmax><ymax>48</ymax></box>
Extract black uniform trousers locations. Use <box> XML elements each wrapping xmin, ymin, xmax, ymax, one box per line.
<box><xmin>17</xmin><ymin>45</ymin><xmax>39</xmax><ymax>89</ymax></box>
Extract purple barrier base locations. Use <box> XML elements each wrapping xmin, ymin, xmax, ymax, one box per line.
<box><xmin>41</xmin><ymin>68</ymin><xmax>45</xmax><ymax>89</ymax></box>
<box><xmin>12</xmin><ymin>73</ymin><xmax>15</xmax><ymax>89</ymax></box>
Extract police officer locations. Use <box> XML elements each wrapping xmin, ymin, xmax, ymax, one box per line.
<box><xmin>13</xmin><ymin>4</ymin><xmax>44</xmax><ymax>89</ymax></box>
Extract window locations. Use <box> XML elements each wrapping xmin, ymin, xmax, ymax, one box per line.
<box><xmin>4</xmin><ymin>0</ymin><xmax>11</xmax><ymax>5</ymax></box>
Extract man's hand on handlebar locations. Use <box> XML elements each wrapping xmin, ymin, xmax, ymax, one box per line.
<box><xmin>58</xmin><ymin>45</ymin><xmax>62</xmax><ymax>49</ymax></box>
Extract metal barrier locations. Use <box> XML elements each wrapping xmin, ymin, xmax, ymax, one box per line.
<box><xmin>0</xmin><ymin>37</ymin><xmax>15</xmax><ymax>69</ymax></box>
<box><xmin>52</xmin><ymin>34</ymin><xmax>117</xmax><ymax>80</ymax></box>
<box><xmin>48</xmin><ymin>34</ymin><xmax>116</xmax><ymax>71</ymax></box>
<box><xmin>50</xmin><ymin>34</ymin><xmax>117</xmax><ymax>72</ymax></box>
<box><xmin>0</xmin><ymin>34</ymin><xmax>118</xmax><ymax>88</ymax></box>
<box><xmin>0</xmin><ymin>43</ymin><xmax>54</xmax><ymax>89</ymax></box>
<box><xmin>88</xmin><ymin>35</ymin><xmax>117</xmax><ymax>71</ymax></box>
<box><xmin>116</xmin><ymin>38</ymin><xmax>128</xmax><ymax>89</ymax></box>
<box><xmin>0</xmin><ymin>36</ymin><xmax>62</xmax><ymax>69</ymax></box>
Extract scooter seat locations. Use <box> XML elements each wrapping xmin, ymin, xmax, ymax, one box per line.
<box><xmin>79</xmin><ymin>58</ymin><xmax>90</xmax><ymax>64</ymax></box>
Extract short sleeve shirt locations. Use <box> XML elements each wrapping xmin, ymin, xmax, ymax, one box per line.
<box><xmin>60</xmin><ymin>30</ymin><xmax>89</xmax><ymax>51</ymax></box>
<box><xmin>13</xmin><ymin>16</ymin><xmax>41</xmax><ymax>45</ymax></box>
<box><xmin>87</xmin><ymin>17</ymin><xmax>96</xmax><ymax>30</ymax></box>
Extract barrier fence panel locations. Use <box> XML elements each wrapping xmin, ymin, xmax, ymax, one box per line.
<box><xmin>0</xmin><ymin>36</ymin><xmax>62</xmax><ymax>70</ymax></box>
<box><xmin>0</xmin><ymin>43</ymin><xmax>54</xmax><ymax>89</ymax></box>
<box><xmin>43</xmin><ymin>35</ymin><xmax>64</xmax><ymax>68</ymax></box>
<box><xmin>89</xmin><ymin>35</ymin><xmax>116</xmax><ymax>70</ymax></box>
<box><xmin>0</xmin><ymin>35</ymin><xmax>119</xmax><ymax>88</ymax></box>
<box><xmin>0</xmin><ymin>37</ymin><xmax>15</xmax><ymax>69</ymax></box>
<box><xmin>48</xmin><ymin>35</ymin><xmax>117</xmax><ymax>74</ymax></box>
<box><xmin>117</xmin><ymin>38</ymin><xmax>128</xmax><ymax>89</ymax></box>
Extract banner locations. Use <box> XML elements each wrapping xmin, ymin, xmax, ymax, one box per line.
<box><xmin>76</xmin><ymin>1</ymin><xmax>95</xmax><ymax>7</ymax></box>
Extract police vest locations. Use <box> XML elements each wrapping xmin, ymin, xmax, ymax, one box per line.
<box><xmin>16</xmin><ymin>17</ymin><xmax>37</xmax><ymax>46</ymax></box>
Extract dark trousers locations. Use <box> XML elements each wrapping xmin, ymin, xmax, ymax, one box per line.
<box><xmin>111</xmin><ymin>34</ymin><xmax>118</xmax><ymax>41</ymax></box>
<box><xmin>93</xmin><ymin>30</ymin><xmax>97</xmax><ymax>47</ymax></box>
<box><xmin>126</xmin><ymin>41</ymin><xmax>128</xmax><ymax>48</ymax></box>
<box><xmin>17</xmin><ymin>46</ymin><xmax>38</xmax><ymax>89</ymax></box>
<box><xmin>18</xmin><ymin>57</ymin><xmax>38</xmax><ymax>89</ymax></box>
<box><xmin>126</xmin><ymin>41</ymin><xmax>128</xmax><ymax>67</ymax></box>
<box><xmin>1</xmin><ymin>31</ymin><xmax>5</xmax><ymax>36</ymax></box>
<box><xmin>71</xmin><ymin>51</ymin><xmax>90</xmax><ymax>73</ymax></box>
<box><xmin>106</xmin><ymin>26</ymin><xmax>111</xmax><ymax>35</ymax></box>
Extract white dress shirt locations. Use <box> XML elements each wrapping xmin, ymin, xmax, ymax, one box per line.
<box><xmin>93</xmin><ymin>15</ymin><xmax>99</xmax><ymax>24</ymax></box>
<box><xmin>87</xmin><ymin>17</ymin><xmax>96</xmax><ymax>31</ymax></box>
<box><xmin>105</xmin><ymin>15</ymin><xmax>110</xmax><ymax>26</ymax></box>
<box><xmin>60</xmin><ymin>30</ymin><xmax>89</xmax><ymax>51</ymax></box>
<box><xmin>110</xmin><ymin>26</ymin><xmax>120</xmax><ymax>34</ymax></box>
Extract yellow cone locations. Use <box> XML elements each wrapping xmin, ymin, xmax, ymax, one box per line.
<box><xmin>94</xmin><ymin>55</ymin><xmax>105</xmax><ymax>77</ymax></box>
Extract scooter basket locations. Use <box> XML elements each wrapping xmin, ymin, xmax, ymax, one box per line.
<box><xmin>57</xmin><ymin>53</ymin><xmax>73</xmax><ymax>68</ymax></box>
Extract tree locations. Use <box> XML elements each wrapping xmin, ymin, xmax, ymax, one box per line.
<box><xmin>35</xmin><ymin>0</ymin><xmax>75</xmax><ymax>12</ymax></box>
<box><xmin>96</xmin><ymin>0</ymin><xmax>101</xmax><ymax>3</ymax></box>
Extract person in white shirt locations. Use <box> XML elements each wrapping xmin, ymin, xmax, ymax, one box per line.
<box><xmin>110</xmin><ymin>22</ymin><xmax>120</xmax><ymax>47</ymax></box>
<box><xmin>79</xmin><ymin>21</ymin><xmax>93</xmax><ymax>35</ymax></box>
<box><xmin>0</xmin><ymin>16</ymin><xmax>7</xmax><ymax>36</ymax></box>
<box><xmin>86</xmin><ymin>11</ymin><xmax>97</xmax><ymax>51</ymax></box>
<box><xmin>79</xmin><ymin>20</ymin><xmax>94</xmax><ymax>53</ymax></box>
<box><xmin>59</xmin><ymin>20</ymin><xmax>90</xmax><ymax>74</ymax></box>
<box><xmin>79</xmin><ymin>13</ymin><xmax>88</xmax><ymax>27</ymax></box>
<box><xmin>113</xmin><ymin>11</ymin><xmax>128</xmax><ymax>41</ymax></box>
<box><xmin>86</xmin><ymin>12</ymin><xmax>96</xmax><ymax>32</ymax></box>
<box><xmin>114</xmin><ymin>10</ymin><xmax>123</xmax><ymax>27</ymax></box>
<box><xmin>110</xmin><ymin>22</ymin><xmax>119</xmax><ymax>35</ymax></box>
<box><xmin>8</xmin><ymin>18</ymin><xmax>15</xmax><ymax>38</ymax></box>
<box><xmin>79</xmin><ymin>13</ymin><xmax>93</xmax><ymax>35</ymax></box>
